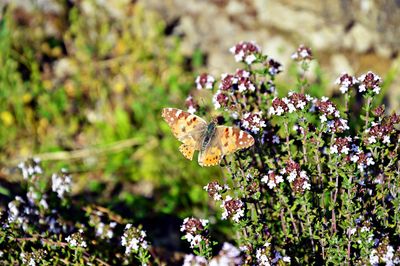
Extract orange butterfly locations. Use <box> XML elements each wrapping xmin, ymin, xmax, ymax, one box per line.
<box><xmin>162</xmin><ymin>108</ymin><xmax>255</xmax><ymax>167</ymax></box>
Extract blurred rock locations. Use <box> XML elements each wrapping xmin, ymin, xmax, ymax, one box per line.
<box><xmin>140</xmin><ymin>0</ymin><xmax>400</xmax><ymax>110</ymax></box>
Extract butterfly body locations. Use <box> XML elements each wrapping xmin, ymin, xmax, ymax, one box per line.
<box><xmin>201</xmin><ymin>122</ymin><xmax>217</xmax><ymax>152</ymax></box>
<box><xmin>162</xmin><ymin>108</ymin><xmax>254</xmax><ymax>167</ymax></box>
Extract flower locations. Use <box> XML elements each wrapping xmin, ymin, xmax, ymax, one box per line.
<box><xmin>261</xmin><ymin>170</ymin><xmax>283</xmax><ymax>190</ymax></box>
<box><xmin>204</xmin><ymin>181</ymin><xmax>228</xmax><ymax>201</ymax></box>
<box><xmin>183</xmin><ymin>254</ymin><xmax>207</xmax><ymax>266</ymax></box>
<box><xmin>213</xmin><ymin>90</ymin><xmax>228</xmax><ymax>109</ymax></box>
<box><xmin>209</xmin><ymin>242</ymin><xmax>242</xmax><ymax>266</ymax></box>
<box><xmin>220</xmin><ymin>196</ymin><xmax>244</xmax><ymax>223</ymax></box>
<box><xmin>241</xmin><ymin>112</ymin><xmax>266</xmax><ymax>133</ymax></box>
<box><xmin>357</xmin><ymin>71</ymin><xmax>381</xmax><ymax>94</ymax></box>
<box><xmin>51</xmin><ymin>170</ymin><xmax>72</xmax><ymax>199</ymax></box>
<box><xmin>121</xmin><ymin>224</ymin><xmax>148</xmax><ymax>256</ymax></box>
<box><xmin>185</xmin><ymin>95</ymin><xmax>198</xmax><ymax>114</ymax></box>
<box><xmin>335</xmin><ymin>73</ymin><xmax>357</xmax><ymax>94</ymax></box>
<box><xmin>235</xmin><ymin>69</ymin><xmax>255</xmax><ymax>92</ymax></box>
<box><xmin>229</xmin><ymin>41</ymin><xmax>261</xmax><ymax>64</ymax></box>
<box><xmin>181</xmin><ymin>217</ymin><xmax>209</xmax><ymax>248</ymax></box>
<box><xmin>195</xmin><ymin>73</ymin><xmax>215</xmax><ymax>90</ymax></box>
<box><xmin>291</xmin><ymin>45</ymin><xmax>313</xmax><ymax>61</ymax></box>
<box><xmin>66</xmin><ymin>231</ymin><xmax>87</xmax><ymax>248</ymax></box>
<box><xmin>266</xmin><ymin>58</ymin><xmax>283</xmax><ymax>76</ymax></box>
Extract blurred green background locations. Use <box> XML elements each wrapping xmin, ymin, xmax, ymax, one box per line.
<box><xmin>0</xmin><ymin>1</ymin><xmax>223</xmax><ymax>225</ymax></box>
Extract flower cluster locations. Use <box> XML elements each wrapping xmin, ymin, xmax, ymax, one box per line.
<box><xmin>121</xmin><ymin>224</ymin><xmax>148</xmax><ymax>256</ymax></box>
<box><xmin>18</xmin><ymin>158</ymin><xmax>42</xmax><ymax>181</ymax></box>
<box><xmin>280</xmin><ymin>160</ymin><xmax>311</xmax><ymax>192</ymax></box>
<box><xmin>269</xmin><ymin>92</ymin><xmax>312</xmax><ymax>116</ymax></box>
<box><xmin>330</xmin><ymin>137</ymin><xmax>351</xmax><ymax>154</ymax></box>
<box><xmin>209</xmin><ymin>242</ymin><xmax>242</xmax><ymax>266</ymax></box>
<box><xmin>349</xmin><ymin>151</ymin><xmax>375</xmax><ymax>172</ymax></box>
<box><xmin>181</xmin><ymin>217</ymin><xmax>209</xmax><ymax>248</ymax></box>
<box><xmin>364</xmin><ymin>114</ymin><xmax>400</xmax><ymax>145</ymax></box>
<box><xmin>220</xmin><ymin>196</ymin><xmax>245</xmax><ymax>223</ymax></box>
<box><xmin>66</xmin><ymin>230</ymin><xmax>87</xmax><ymax>248</ymax></box>
<box><xmin>7</xmin><ymin>196</ymin><xmax>29</xmax><ymax>228</ymax></box>
<box><xmin>212</xmin><ymin>69</ymin><xmax>257</xmax><ymax>109</ymax></box>
<box><xmin>291</xmin><ymin>45</ymin><xmax>313</xmax><ymax>61</ymax></box>
<box><xmin>229</xmin><ymin>41</ymin><xmax>261</xmax><ymax>65</ymax></box>
<box><xmin>203</xmin><ymin>181</ymin><xmax>229</xmax><ymax>201</ymax></box>
<box><xmin>261</xmin><ymin>170</ymin><xmax>284</xmax><ymax>189</ymax></box>
<box><xmin>265</xmin><ymin>58</ymin><xmax>283</xmax><ymax>76</ymax></box>
<box><xmin>195</xmin><ymin>73</ymin><xmax>215</xmax><ymax>90</ymax></box>
<box><xmin>313</xmin><ymin>97</ymin><xmax>349</xmax><ymax>133</ymax></box>
<box><xmin>51</xmin><ymin>169</ymin><xmax>72</xmax><ymax>199</ymax></box>
<box><xmin>182</xmin><ymin>254</ymin><xmax>207</xmax><ymax>266</ymax></box>
<box><xmin>185</xmin><ymin>95</ymin><xmax>199</xmax><ymax>114</ymax></box>
<box><xmin>89</xmin><ymin>211</ymin><xmax>117</xmax><ymax>240</ymax></box>
<box><xmin>335</xmin><ymin>72</ymin><xmax>357</xmax><ymax>94</ymax></box>
<box><xmin>20</xmin><ymin>250</ymin><xmax>47</xmax><ymax>266</ymax></box>
<box><xmin>369</xmin><ymin>239</ymin><xmax>400</xmax><ymax>265</ymax></box>
<box><xmin>241</xmin><ymin>111</ymin><xmax>266</xmax><ymax>133</ymax></box>
<box><xmin>213</xmin><ymin>90</ymin><xmax>229</xmax><ymax>109</ymax></box>
<box><xmin>255</xmin><ymin>243</ymin><xmax>291</xmax><ymax>266</ymax></box>
<box><xmin>358</xmin><ymin>71</ymin><xmax>381</xmax><ymax>95</ymax></box>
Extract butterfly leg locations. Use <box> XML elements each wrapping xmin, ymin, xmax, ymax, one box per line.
<box><xmin>179</xmin><ymin>144</ymin><xmax>195</xmax><ymax>160</ymax></box>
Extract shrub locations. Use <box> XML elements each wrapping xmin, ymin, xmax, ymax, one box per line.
<box><xmin>179</xmin><ymin>42</ymin><xmax>400</xmax><ymax>265</ymax></box>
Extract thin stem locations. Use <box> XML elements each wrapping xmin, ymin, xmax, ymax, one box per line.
<box><xmin>284</xmin><ymin>119</ymin><xmax>292</xmax><ymax>159</ymax></box>
<box><xmin>364</xmin><ymin>96</ymin><xmax>372</xmax><ymax>130</ymax></box>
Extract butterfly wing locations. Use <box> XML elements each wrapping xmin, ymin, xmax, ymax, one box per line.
<box><xmin>198</xmin><ymin>126</ymin><xmax>254</xmax><ymax>167</ymax></box>
<box><xmin>216</xmin><ymin>126</ymin><xmax>255</xmax><ymax>154</ymax></box>
<box><xmin>162</xmin><ymin>108</ymin><xmax>207</xmax><ymax>160</ymax></box>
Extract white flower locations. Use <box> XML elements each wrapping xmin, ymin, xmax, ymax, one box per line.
<box><xmin>287</xmin><ymin>171</ymin><xmax>297</xmax><ymax>182</ymax></box>
<box><xmin>261</xmin><ymin>175</ymin><xmax>268</xmax><ymax>184</ymax></box>
<box><xmin>51</xmin><ymin>173</ymin><xmax>72</xmax><ymax>199</ymax></box>
<box><xmin>234</xmin><ymin>50</ymin><xmax>245</xmax><ymax>62</ymax></box>
<box><xmin>351</xmin><ymin>155</ymin><xmax>359</xmax><ymax>163</ymax></box>
<box><xmin>187</xmin><ymin>105</ymin><xmax>196</xmax><ymax>114</ymax></box>
<box><xmin>245</xmin><ymin>54</ymin><xmax>257</xmax><ymax>65</ymax></box>
<box><xmin>275</xmin><ymin>175</ymin><xmax>284</xmax><ymax>184</ymax></box>
<box><xmin>327</xmin><ymin>105</ymin><xmax>335</xmax><ymax>114</ymax></box>
<box><xmin>320</xmin><ymin>114</ymin><xmax>327</xmax><ymax>123</ymax></box>
<box><xmin>321</xmin><ymin>96</ymin><xmax>329</xmax><ymax>102</ymax></box>
<box><xmin>373</xmin><ymin>86</ymin><xmax>380</xmax><ymax>94</ymax></box>
<box><xmin>267</xmin><ymin>180</ymin><xmax>276</xmax><ymax>189</ymax></box>
<box><xmin>369</xmin><ymin>250</ymin><xmax>379</xmax><ymax>265</ymax></box>
<box><xmin>341</xmin><ymin>146</ymin><xmax>350</xmax><ymax>154</ymax></box>
<box><xmin>287</xmin><ymin>103</ymin><xmax>296</xmax><ymax>113</ymax></box>
<box><xmin>383</xmin><ymin>135</ymin><xmax>390</xmax><ymax>144</ymax></box>
<box><xmin>330</xmin><ymin>145</ymin><xmax>338</xmax><ymax>154</ymax></box>
<box><xmin>368</xmin><ymin>136</ymin><xmax>377</xmax><ymax>144</ymax></box>
<box><xmin>359</xmin><ymin>84</ymin><xmax>366</xmax><ymax>92</ymax></box>
<box><xmin>366</xmin><ymin>157</ymin><xmax>375</xmax><ymax>166</ymax></box>
<box><xmin>303</xmin><ymin>181</ymin><xmax>311</xmax><ymax>190</ymax></box>
<box><xmin>191</xmin><ymin>234</ymin><xmax>203</xmax><ymax>248</ymax></box>
<box><xmin>200</xmin><ymin>219</ymin><xmax>209</xmax><ymax>226</ymax></box>
<box><xmin>296</xmin><ymin>100</ymin><xmax>306</xmax><ymax>109</ymax></box>
<box><xmin>275</xmin><ymin>106</ymin><xmax>285</xmax><ymax>116</ymax></box>
<box><xmin>282</xmin><ymin>256</ymin><xmax>291</xmax><ymax>263</ymax></box>
<box><xmin>340</xmin><ymin>86</ymin><xmax>348</xmax><ymax>94</ymax></box>
<box><xmin>238</xmin><ymin>83</ymin><xmax>247</xmax><ymax>92</ymax></box>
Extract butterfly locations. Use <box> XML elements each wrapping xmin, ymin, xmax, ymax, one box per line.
<box><xmin>162</xmin><ymin>108</ymin><xmax>255</xmax><ymax>167</ymax></box>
